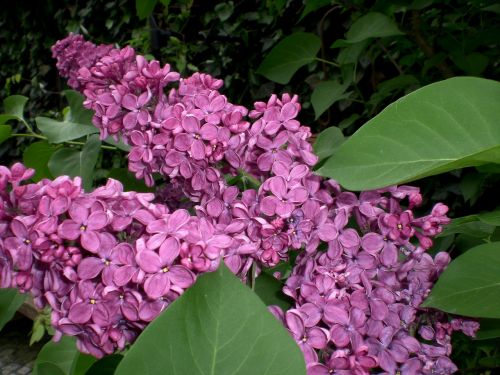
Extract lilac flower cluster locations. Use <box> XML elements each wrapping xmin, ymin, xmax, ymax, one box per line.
<box><xmin>0</xmin><ymin>163</ymin><xmax>231</xmax><ymax>357</ymax></box>
<box><xmin>270</xmin><ymin>190</ymin><xmax>480</xmax><ymax>374</ymax></box>
<box><xmin>0</xmin><ymin>34</ymin><xmax>480</xmax><ymax>372</ymax></box>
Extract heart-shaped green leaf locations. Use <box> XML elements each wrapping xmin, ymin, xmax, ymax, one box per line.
<box><xmin>3</xmin><ymin>95</ymin><xmax>28</xmax><ymax>120</ymax></box>
<box><xmin>0</xmin><ymin>124</ymin><xmax>12</xmax><ymax>144</ymax></box>
<box><xmin>257</xmin><ymin>32</ymin><xmax>321</xmax><ymax>84</ymax></box>
<box><xmin>345</xmin><ymin>12</ymin><xmax>404</xmax><ymax>44</ymax></box>
<box><xmin>422</xmin><ymin>242</ymin><xmax>500</xmax><ymax>318</ymax></box>
<box><xmin>0</xmin><ymin>288</ymin><xmax>26</xmax><ymax>332</ymax></box>
<box><xmin>313</xmin><ymin>126</ymin><xmax>345</xmax><ymax>162</ymax></box>
<box><xmin>23</xmin><ymin>141</ymin><xmax>59</xmax><ymax>181</ymax></box>
<box><xmin>311</xmin><ymin>80</ymin><xmax>351</xmax><ymax>119</ymax></box>
<box><xmin>48</xmin><ymin>135</ymin><xmax>101</xmax><ymax>191</ymax></box>
<box><xmin>62</xmin><ymin>90</ymin><xmax>94</xmax><ymax>125</ymax></box>
<box><xmin>33</xmin><ymin>336</ymin><xmax>95</xmax><ymax>375</ymax></box>
<box><xmin>116</xmin><ymin>264</ymin><xmax>306</xmax><ymax>375</ymax></box>
<box><xmin>317</xmin><ymin>77</ymin><xmax>500</xmax><ymax>190</ymax></box>
<box><xmin>36</xmin><ymin>117</ymin><xmax>99</xmax><ymax>144</ymax></box>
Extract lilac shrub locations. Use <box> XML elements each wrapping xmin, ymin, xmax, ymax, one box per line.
<box><xmin>0</xmin><ymin>34</ymin><xmax>479</xmax><ymax>373</ymax></box>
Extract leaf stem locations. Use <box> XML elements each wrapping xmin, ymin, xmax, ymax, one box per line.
<box><xmin>314</xmin><ymin>57</ymin><xmax>340</xmax><ymax>67</ymax></box>
<box><xmin>11</xmin><ymin>133</ymin><xmax>47</xmax><ymax>140</ymax></box>
<box><xmin>12</xmin><ymin>134</ymin><xmax>118</xmax><ymax>150</ymax></box>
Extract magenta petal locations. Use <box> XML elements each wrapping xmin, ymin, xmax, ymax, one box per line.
<box><xmin>260</xmin><ymin>196</ymin><xmax>277</xmax><ymax>216</ymax></box>
<box><xmin>146</xmin><ymin>233</ymin><xmax>167</xmax><ymax>250</ymax></box>
<box><xmin>324</xmin><ymin>304</ymin><xmax>349</xmax><ymax>325</ymax></box>
<box><xmin>78</xmin><ymin>257</ymin><xmax>105</xmax><ymax>280</ymax></box>
<box><xmin>68</xmin><ymin>302</ymin><xmax>93</xmax><ymax>324</ymax></box>
<box><xmin>114</xmin><ymin>266</ymin><xmax>136</xmax><ymax>286</ymax></box>
<box><xmin>200</xmin><ymin>124</ymin><xmax>218</xmax><ymax>140</ymax></box>
<box><xmin>191</xmin><ymin>139</ymin><xmax>205</xmax><ymax>160</ymax></box>
<box><xmin>58</xmin><ymin>220</ymin><xmax>81</xmax><ymax>240</ymax></box>
<box><xmin>206</xmin><ymin>198</ymin><xmax>224</xmax><ymax>217</ymax></box>
<box><xmin>379</xmin><ymin>350</ymin><xmax>397</xmax><ymax>373</ymax></box>
<box><xmin>81</xmin><ymin>230</ymin><xmax>101</xmax><ymax>253</ymax></box>
<box><xmin>69</xmin><ymin>203</ymin><xmax>89</xmax><ymax>223</ymax></box>
<box><xmin>307</xmin><ymin>327</ymin><xmax>329</xmax><ymax>349</ymax></box>
<box><xmin>285</xmin><ymin>311</ymin><xmax>304</xmax><ymax>339</ymax></box>
<box><xmin>182</xmin><ymin>115</ymin><xmax>199</xmax><ymax>133</ymax></box>
<box><xmin>159</xmin><ymin>237</ymin><xmax>180</xmax><ymax>265</ymax></box>
<box><xmin>10</xmin><ymin>220</ymin><xmax>28</xmax><ymax>238</ymax></box>
<box><xmin>174</xmin><ymin>133</ymin><xmax>192</xmax><ymax>151</ymax></box>
<box><xmin>87</xmin><ymin>211</ymin><xmax>108</xmax><ymax>230</ymax></box>
<box><xmin>147</xmin><ymin>219</ymin><xmax>168</xmax><ymax>233</ymax></box>
<box><xmin>329</xmin><ymin>325</ymin><xmax>349</xmax><ymax>347</ymax></box>
<box><xmin>144</xmin><ymin>273</ymin><xmax>170</xmax><ymax>299</ymax></box>
<box><xmin>139</xmin><ymin>300</ymin><xmax>165</xmax><ymax>322</ymax></box>
<box><xmin>269</xmin><ymin>176</ymin><xmax>286</xmax><ymax>199</ymax></box>
<box><xmin>381</xmin><ymin>242</ymin><xmax>398</xmax><ymax>266</ymax></box>
<box><xmin>317</xmin><ymin>223</ymin><xmax>338</xmax><ymax>241</ymax></box>
<box><xmin>122</xmin><ymin>302</ymin><xmax>139</xmax><ymax>321</ymax></box>
<box><xmin>167</xmin><ymin>210</ymin><xmax>190</xmax><ymax>233</ymax></box>
<box><xmin>136</xmin><ymin>250</ymin><xmax>162</xmax><ymax>273</ymax></box>
<box><xmin>306</xmin><ymin>364</ymin><xmax>330</xmax><ymax>375</ymax></box>
<box><xmin>362</xmin><ymin>233</ymin><xmax>384</xmax><ymax>253</ymax></box>
<box><xmin>169</xmin><ymin>266</ymin><xmax>195</xmax><ymax>288</ymax></box>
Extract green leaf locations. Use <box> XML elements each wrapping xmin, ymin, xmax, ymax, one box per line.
<box><xmin>30</xmin><ymin>321</ymin><xmax>46</xmax><ymax>346</ymax></box>
<box><xmin>3</xmin><ymin>95</ymin><xmax>28</xmax><ymax>120</ymax></box>
<box><xmin>116</xmin><ymin>264</ymin><xmax>306</xmax><ymax>375</ymax></box>
<box><xmin>254</xmin><ymin>272</ymin><xmax>293</xmax><ymax>311</ymax></box>
<box><xmin>317</xmin><ymin>77</ymin><xmax>500</xmax><ymax>190</ymax></box>
<box><xmin>475</xmin><ymin>319</ymin><xmax>500</xmax><ymax>340</ymax></box>
<box><xmin>84</xmin><ymin>355</ymin><xmax>123</xmax><ymax>375</ymax></box>
<box><xmin>0</xmin><ymin>124</ymin><xmax>12</xmax><ymax>144</ymax></box>
<box><xmin>62</xmin><ymin>90</ymin><xmax>93</xmax><ymax>125</ymax></box>
<box><xmin>311</xmin><ymin>80</ymin><xmax>350</xmax><ymax>119</ymax></box>
<box><xmin>452</xmin><ymin>52</ymin><xmax>489</xmax><ymax>76</ymax></box>
<box><xmin>257</xmin><ymin>32</ymin><xmax>321</xmax><ymax>84</ymax></box>
<box><xmin>48</xmin><ymin>135</ymin><xmax>101</xmax><ymax>191</ymax></box>
<box><xmin>299</xmin><ymin>0</ymin><xmax>332</xmax><ymax>20</ymax></box>
<box><xmin>0</xmin><ymin>288</ymin><xmax>26</xmax><ymax>332</ymax></box>
<box><xmin>36</xmin><ymin>117</ymin><xmax>99</xmax><ymax>144</ymax></box>
<box><xmin>32</xmin><ymin>336</ymin><xmax>86</xmax><ymax>375</ymax></box>
<box><xmin>104</xmin><ymin>137</ymin><xmax>131</xmax><ymax>152</ymax></box>
<box><xmin>23</xmin><ymin>141</ymin><xmax>58</xmax><ymax>181</ymax></box>
<box><xmin>36</xmin><ymin>362</ymin><xmax>66</xmax><ymax>375</ymax></box>
<box><xmin>438</xmin><ymin>215</ymin><xmax>495</xmax><ymax>239</ymax></box>
<box><xmin>108</xmin><ymin>168</ymin><xmax>153</xmax><ymax>192</ymax></box>
<box><xmin>136</xmin><ymin>0</ymin><xmax>157</xmax><ymax>19</ymax></box>
<box><xmin>313</xmin><ymin>126</ymin><xmax>345</xmax><ymax>162</ymax></box>
<box><xmin>337</xmin><ymin>41</ymin><xmax>368</xmax><ymax>65</ymax></box>
<box><xmin>478</xmin><ymin>209</ymin><xmax>500</xmax><ymax>226</ymax></box>
<box><xmin>439</xmin><ymin>209</ymin><xmax>500</xmax><ymax>238</ymax></box>
<box><xmin>0</xmin><ymin>114</ymin><xmax>18</xmax><ymax>123</ymax></box>
<box><xmin>73</xmin><ymin>353</ymin><xmax>97</xmax><ymax>375</ymax></box>
<box><xmin>422</xmin><ymin>242</ymin><xmax>500</xmax><ymax>318</ymax></box>
<box><xmin>345</xmin><ymin>12</ymin><xmax>404</xmax><ymax>43</ymax></box>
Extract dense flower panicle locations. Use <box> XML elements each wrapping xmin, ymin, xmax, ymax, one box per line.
<box><xmin>0</xmin><ymin>34</ymin><xmax>478</xmax><ymax>371</ymax></box>
<box><xmin>0</xmin><ymin>164</ymin><xmax>234</xmax><ymax>357</ymax></box>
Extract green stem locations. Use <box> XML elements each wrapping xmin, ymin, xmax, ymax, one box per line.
<box><xmin>250</xmin><ymin>262</ymin><xmax>257</xmax><ymax>291</ymax></box>
<box><xmin>11</xmin><ymin>133</ymin><xmax>47</xmax><ymax>140</ymax></box>
<box><xmin>314</xmin><ymin>57</ymin><xmax>340</xmax><ymax>67</ymax></box>
<box><xmin>66</xmin><ymin>140</ymin><xmax>117</xmax><ymax>150</ymax></box>
<box><xmin>12</xmin><ymin>134</ymin><xmax>118</xmax><ymax>150</ymax></box>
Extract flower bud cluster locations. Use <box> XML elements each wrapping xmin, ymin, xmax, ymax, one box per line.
<box><xmin>0</xmin><ymin>34</ymin><xmax>480</xmax><ymax>371</ymax></box>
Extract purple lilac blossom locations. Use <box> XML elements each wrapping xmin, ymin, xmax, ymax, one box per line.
<box><xmin>0</xmin><ymin>34</ymin><xmax>481</xmax><ymax>372</ymax></box>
